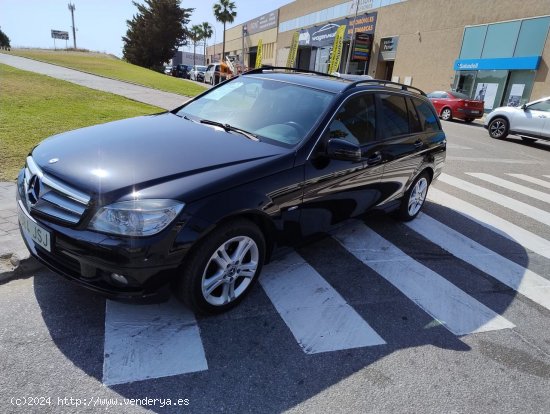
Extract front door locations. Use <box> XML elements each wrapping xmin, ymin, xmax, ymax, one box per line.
<box><xmin>515</xmin><ymin>98</ymin><xmax>550</xmax><ymax>137</ymax></box>
<box><xmin>301</xmin><ymin>93</ymin><xmax>384</xmax><ymax>236</ymax></box>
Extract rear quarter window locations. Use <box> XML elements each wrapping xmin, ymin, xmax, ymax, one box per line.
<box><xmin>378</xmin><ymin>94</ymin><xmax>410</xmax><ymax>138</ymax></box>
<box><xmin>412</xmin><ymin>98</ymin><xmax>441</xmax><ymax>132</ymax></box>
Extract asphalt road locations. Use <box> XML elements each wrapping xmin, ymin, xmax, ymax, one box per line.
<box><xmin>1</xmin><ymin>120</ymin><xmax>549</xmax><ymax>413</ymax></box>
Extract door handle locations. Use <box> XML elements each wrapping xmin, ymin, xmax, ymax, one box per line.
<box><xmin>366</xmin><ymin>152</ymin><xmax>382</xmax><ymax>165</ymax></box>
<box><xmin>414</xmin><ymin>140</ymin><xmax>424</xmax><ymax>148</ymax></box>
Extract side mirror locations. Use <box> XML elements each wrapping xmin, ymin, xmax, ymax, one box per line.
<box><xmin>521</xmin><ymin>103</ymin><xmax>528</xmax><ymax>110</ymax></box>
<box><xmin>326</xmin><ymin>138</ymin><xmax>362</xmax><ymax>162</ymax></box>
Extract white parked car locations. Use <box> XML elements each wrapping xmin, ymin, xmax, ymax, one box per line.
<box><xmin>485</xmin><ymin>96</ymin><xmax>550</xmax><ymax>143</ymax></box>
<box><xmin>189</xmin><ymin>65</ymin><xmax>207</xmax><ymax>81</ymax></box>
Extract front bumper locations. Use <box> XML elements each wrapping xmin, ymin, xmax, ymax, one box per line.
<box><xmin>16</xmin><ymin>174</ymin><xmax>198</xmax><ymax>302</ymax></box>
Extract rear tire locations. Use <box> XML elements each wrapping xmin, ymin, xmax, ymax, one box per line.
<box><xmin>440</xmin><ymin>107</ymin><xmax>452</xmax><ymax>121</ymax></box>
<box><xmin>488</xmin><ymin>117</ymin><xmax>509</xmax><ymax>139</ymax></box>
<box><xmin>395</xmin><ymin>172</ymin><xmax>431</xmax><ymax>221</ymax></box>
<box><xmin>175</xmin><ymin>219</ymin><xmax>266</xmax><ymax>315</ymax></box>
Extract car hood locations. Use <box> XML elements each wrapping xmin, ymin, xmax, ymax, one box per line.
<box><xmin>31</xmin><ymin>113</ymin><xmax>289</xmax><ymax>199</ymax></box>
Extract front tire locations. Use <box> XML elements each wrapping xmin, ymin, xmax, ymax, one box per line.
<box><xmin>488</xmin><ymin>117</ymin><xmax>509</xmax><ymax>139</ymax></box>
<box><xmin>396</xmin><ymin>172</ymin><xmax>431</xmax><ymax>221</ymax></box>
<box><xmin>440</xmin><ymin>107</ymin><xmax>452</xmax><ymax>121</ymax></box>
<box><xmin>176</xmin><ymin>219</ymin><xmax>266</xmax><ymax>314</ymax></box>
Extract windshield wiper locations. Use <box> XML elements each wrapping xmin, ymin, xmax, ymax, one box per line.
<box><xmin>199</xmin><ymin>119</ymin><xmax>259</xmax><ymax>141</ymax></box>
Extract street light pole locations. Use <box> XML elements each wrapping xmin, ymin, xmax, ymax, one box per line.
<box><xmin>68</xmin><ymin>3</ymin><xmax>76</xmax><ymax>49</ymax></box>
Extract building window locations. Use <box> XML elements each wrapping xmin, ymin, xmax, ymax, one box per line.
<box><xmin>481</xmin><ymin>21</ymin><xmax>522</xmax><ymax>58</ymax></box>
<box><xmin>514</xmin><ymin>16</ymin><xmax>550</xmax><ymax>57</ymax></box>
<box><xmin>459</xmin><ymin>25</ymin><xmax>487</xmax><ymax>59</ymax></box>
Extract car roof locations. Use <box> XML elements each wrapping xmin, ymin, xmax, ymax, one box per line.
<box><xmin>243</xmin><ymin>69</ymin><xmax>427</xmax><ymax>96</ymax></box>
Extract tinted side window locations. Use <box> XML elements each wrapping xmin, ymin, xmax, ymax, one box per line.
<box><xmin>528</xmin><ymin>99</ymin><xmax>550</xmax><ymax>112</ymax></box>
<box><xmin>412</xmin><ymin>98</ymin><xmax>440</xmax><ymax>132</ymax></box>
<box><xmin>328</xmin><ymin>94</ymin><xmax>376</xmax><ymax>145</ymax></box>
<box><xmin>407</xmin><ymin>98</ymin><xmax>422</xmax><ymax>133</ymax></box>
<box><xmin>379</xmin><ymin>94</ymin><xmax>409</xmax><ymax>138</ymax></box>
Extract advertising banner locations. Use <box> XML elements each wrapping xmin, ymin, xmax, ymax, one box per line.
<box><xmin>328</xmin><ymin>25</ymin><xmax>346</xmax><ymax>74</ymax></box>
<box><xmin>352</xmin><ymin>32</ymin><xmax>372</xmax><ymax>61</ymax></box>
<box><xmin>287</xmin><ymin>32</ymin><xmax>300</xmax><ymax>68</ymax></box>
<box><xmin>380</xmin><ymin>36</ymin><xmax>398</xmax><ymax>60</ymax></box>
<box><xmin>298</xmin><ymin>12</ymin><xmax>377</xmax><ymax>47</ymax></box>
<box><xmin>255</xmin><ymin>39</ymin><xmax>263</xmax><ymax>68</ymax></box>
<box><xmin>51</xmin><ymin>30</ymin><xmax>69</xmax><ymax>40</ymax></box>
<box><xmin>244</xmin><ymin>10</ymin><xmax>278</xmax><ymax>36</ymax></box>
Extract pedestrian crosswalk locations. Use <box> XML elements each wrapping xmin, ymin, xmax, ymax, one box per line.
<box><xmin>102</xmin><ymin>172</ymin><xmax>550</xmax><ymax>385</ymax></box>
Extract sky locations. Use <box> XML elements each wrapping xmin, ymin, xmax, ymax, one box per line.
<box><xmin>0</xmin><ymin>0</ymin><xmax>293</xmax><ymax>57</ymax></box>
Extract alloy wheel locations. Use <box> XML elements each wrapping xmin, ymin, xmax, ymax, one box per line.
<box><xmin>407</xmin><ymin>177</ymin><xmax>428</xmax><ymax>217</ymax></box>
<box><xmin>441</xmin><ymin>108</ymin><xmax>452</xmax><ymax>121</ymax></box>
<box><xmin>489</xmin><ymin>120</ymin><xmax>506</xmax><ymax>138</ymax></box>
<box><xmin>201</xmin><ymin>236</ymin><xmax>259</xmax><ymax>306</ymax></box>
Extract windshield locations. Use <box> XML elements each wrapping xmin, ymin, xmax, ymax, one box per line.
<box><xmin>176</xmin><ymin>77</ymin><xmax>335</xmax><ymax>146</ymax></box>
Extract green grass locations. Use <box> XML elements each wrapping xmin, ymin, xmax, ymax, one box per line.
<box><xmin>0</xmin><ymin>63</ymin><xmax>161</xmax><ymax>181</ymax></box>
<box><xmin>7</xmin><ymin>49</ymin><xmax>207</xmax><ymax>97</ymax></box>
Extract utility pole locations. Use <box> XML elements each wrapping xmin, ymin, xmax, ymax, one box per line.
<box><xmin>68</xmin><ymin>3</ymin><xmax>76</xmax><ymax>49</ymax></box>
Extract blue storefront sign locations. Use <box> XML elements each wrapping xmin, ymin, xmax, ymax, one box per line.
<box><xmin>453</xmin><ymin>56</ymin><xmax>541</xmax><ymax>71</ymax></box>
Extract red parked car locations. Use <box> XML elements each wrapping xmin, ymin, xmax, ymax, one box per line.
<box><xmin>427</xmin><ymin>91</ymin><xmax>484</xmax><ymax>123</ymax></box>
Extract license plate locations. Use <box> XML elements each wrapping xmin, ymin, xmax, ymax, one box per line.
<box><xmin>471</xmin><ymin>110</ymin><xmax>480</xmax><ymax>114</ymax></box>
<box><xmin>18</xmin><ymin>203</ymin><xmax>51</xmax><ymax>252</ymax></box>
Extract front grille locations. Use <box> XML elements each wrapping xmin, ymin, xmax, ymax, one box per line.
<box><xmin>23</xmin><ymin>156</ymin><xmax>90</xmax><ymax>225</ymax></box>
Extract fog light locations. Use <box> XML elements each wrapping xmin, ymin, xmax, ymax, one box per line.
<box><xmin>111</xmin><ymin>273</ymin><xmax>128</xmax><ymax>285</ymax></box>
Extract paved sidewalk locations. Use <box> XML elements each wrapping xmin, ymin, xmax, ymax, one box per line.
<box><xmin>0</xmin><ymin>53</ymin><xmax>191</xmax><ymax>110</ymax></box>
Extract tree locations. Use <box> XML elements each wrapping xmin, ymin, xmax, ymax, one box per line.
<box><xmin>122</xmin><ymin>0</ymin><xmax>193</xmax><ymax>71</ymax></box>
<box><xmin>200</xmin><ymin>22</ymin><xmax>213</xmax><ymax>64</ymax></box>
<box><xmin>213</xmin><ymin>0</ymin><xmax>236</xmax><ymax>60</ymax></box>
<box><xmin>189</xmin><ymin>25</ymin><xmax>202</xmax><ymax>67</ymax></box>
<box><xmin>0</xmin><ymin>27</ymin><xmax>10</xmax><ymax>49</ymax></box>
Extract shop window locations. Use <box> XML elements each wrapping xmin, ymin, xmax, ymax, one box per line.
<box><xmin>378</xmin><ymin>94</ymin><xmax>409</xmax><ymax>138</ymax></box>
<box><xmin>459</xmin><ymin>25</ymin><xmax>487</xmax><ymax>59</ymax></box>
<box><xmin>481</xmin><ymin>21</ymin><xmax>521</xmax><ymax>59</ymax></box>
<box><xmin>503</xmin><ymin>70</ymin><xmax>535</xmax><ymax>107</ymax></box>
<box><xmin>514</xmin><ymin>16</ymin><xmax>550</xmax><ymax>57</ymax></box>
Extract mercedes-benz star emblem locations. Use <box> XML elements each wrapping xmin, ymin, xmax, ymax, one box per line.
<box><xmin>27</xmin><ymin>175</ymin><xmax>41</xmax><ymax>206</ymax></box>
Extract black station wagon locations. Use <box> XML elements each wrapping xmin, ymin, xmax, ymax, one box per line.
<box><xmin>17</xmin><ymin>67</ymin><xmax>446</xmax><ymax>314</ymax></box>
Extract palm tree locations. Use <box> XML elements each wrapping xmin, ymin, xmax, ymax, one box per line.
<box><xmin>200</xmin><ymin>22</ymin><xmax>213</xmax><ymax>64</ymax></box>
<box><xmin>213</xmin><ymin>0</ymin><xmax>237</xmax><ymax>60</ymax></box>
<box><xmin>189</xmin><ymin>25</ymin><xmax>202</xmax><ymax>67</ymax></box>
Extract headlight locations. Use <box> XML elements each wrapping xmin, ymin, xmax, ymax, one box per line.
<box><xmin>89</xmin><ymin>199</ymin><xmax>184</xmax><ymax>237</ymax></box>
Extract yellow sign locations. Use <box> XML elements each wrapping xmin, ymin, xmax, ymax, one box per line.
<box><xmin>287</xmin><ymin>31</ymin><xmax>299</xmax><ymax>68</ymax></box>
<box><xmin>328</xmin><ymin>25</ymin><xmax>346</xmax><ymax>74</ymax></box>
<box><xmin>255</xmin><ymin>39</ymin><xmax>263</xmax><ymax>69</ymax></box>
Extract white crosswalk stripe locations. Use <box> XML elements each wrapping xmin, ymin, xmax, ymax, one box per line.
<box><xmin>101</xmin><ymin>171</ymin><xmax>550</xmax><ymax>384</ymax></box>
<box><xmin>507</xmin><ymin>174</ymin><xmax>550</xmax><ymax>190</ymax></box>
<box><xmin>333</xmin><ymin>222</ymin><xmax>515</xmax><ymax>336</ymax></box>
<box><xmin>466</xmin><ymin>173</ymin><xmax>550</xmax><ymax>204</ymax></box>
<box><xmin>260</xmin><ymin>251</ymin><xmax>386</xmax><ymax>354</ymax></box>
<box><xmin>439</xmin><ymin>173</ymin><xmax>550</xmax><ymax>227</ymax></box>
<box><xmin>406</xmin><ymin>214</ymin><xmax>550</xmax><ymax>311</ymax></box>
<box><xmin>427</xmin><ymin>188</ymin><xmax>550</xmax><ymax>260</ymax></box>
<box><xmin>103</xmin><ymin>299</ymin><xmax>207</xmax><ymax>385</ymax></box>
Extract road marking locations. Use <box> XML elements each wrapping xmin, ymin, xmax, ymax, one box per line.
<box><xmin>103</xmin><ymin>299</ymin><xmax>207</xmax><ymax>386</ymax></box>
<box><xmin>439</xmin><ymin>173</ymin><xmax>550</xmax><ymax>227</ymax></box>
<box><xmin>508</xmin><ymin>174</ymin><xmax>550</xmax><ymax>190</ymax></box>
<box><xmin>467</xmin><ymin>173</ymin><xmax>550</xmax><ymax>204</ymax></box>
<box><xmin>427</xmin><ymin>188</ymin><xmax>550</xmax><ymax>260</ymax></box>
<box><xmin>447</xmin><ymin>143</ymin><xmax>472</xmax><ymax>150</ymax></box>
<box><xmin>446</xmin><ymin>157</ymin><xmax>541</xmax><ymax>164</ymax></box>
<box><xmin>406</xmin><ymin>214</ymin><xmax>550</xmax><ymax>312</ymax></box>
<box><xmin>333</xmin><ymin>222</ymin><xmax>514</xmax><ymax>336</ymax></box>
<box><xmin>260</xmin><ymin>251</ymin><xmax>385</xmax><ymax>354</ymax></box>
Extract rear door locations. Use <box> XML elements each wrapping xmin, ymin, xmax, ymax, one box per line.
<box><xmin>377</xmin><ymin>93</ymin><xmax>441</xmax><ymax>204</ymax></box>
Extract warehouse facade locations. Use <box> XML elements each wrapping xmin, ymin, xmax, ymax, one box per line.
<box><xmin>207</xmin><ymin>0</ymin><xmax>550</xmax><ymax>107</ymax></box>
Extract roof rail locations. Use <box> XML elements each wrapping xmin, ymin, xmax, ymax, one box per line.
<box><xmin>243</xmin><ymin>66</ymin><xmax>339</xmax><ymax>79</ymax></box>
<box><xmin>344</xmin><ymin>79</ymin><xmax>426</xmax><ymax>96</ymax></box>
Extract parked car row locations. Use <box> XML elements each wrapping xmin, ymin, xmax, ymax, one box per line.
<box><xmin>426</xmin><ymin>88</ymin><xmax>549</xmax><ymax>144</ymax></box>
